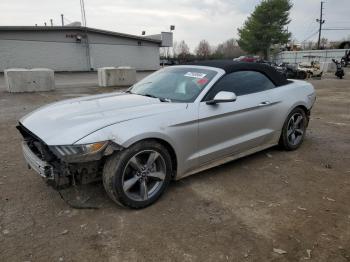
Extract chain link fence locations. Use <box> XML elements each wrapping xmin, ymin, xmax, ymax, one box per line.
<box><xmin>273</xmin><ymin>49</ymin><xmax>350</xmax><ymax>65</ymax></box>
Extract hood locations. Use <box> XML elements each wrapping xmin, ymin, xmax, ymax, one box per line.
<box><xmin>20</xmin><ymin>92</ymin><xmax>186</xmax><ymax>145</ymax></box>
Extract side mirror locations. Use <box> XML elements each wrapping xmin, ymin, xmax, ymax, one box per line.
<box><xmin>206</xmin><ymin>91</ymin><xmax>237</xmax><ymax>105</ymax></box>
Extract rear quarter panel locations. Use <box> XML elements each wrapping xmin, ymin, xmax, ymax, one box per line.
<box><xmin>269</xmin><ymin>80</ymin><xmax>315</xmax><ymax>137</ymax></box>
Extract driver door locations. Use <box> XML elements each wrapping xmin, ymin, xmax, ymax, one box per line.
<box><xmin>196</xmin><ymin>70</ymin><xmax>277</xmax><ymax>166</ymax></box>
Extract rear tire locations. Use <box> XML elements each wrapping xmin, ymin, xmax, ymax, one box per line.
<box><xmin>103</xmin><ymin>140</ymin><xmax>173</xmax><ymax>209</ymax></box>
<box><xmin>279</xmin><ymin>108</ymin><xmax>307</xmax><ymax>151</ymax></box>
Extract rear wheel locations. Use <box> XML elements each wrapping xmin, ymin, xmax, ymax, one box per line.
<box><xmin>103</xmin><ymin>140</ymin><xmax>173</xmax><ymax>209</ymax></box>
<box><xmin>341</xmin><ymin>59</ymin><xmax>346</xmax><ymax>67</ymax></box>
<box><xmin>279</xmin><ymin>108</ymin><xmax>307</xmax><ymax>150</ymax></box>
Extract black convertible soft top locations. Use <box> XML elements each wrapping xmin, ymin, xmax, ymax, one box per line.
<box><xmin>187</xmin><ymin>60</ymin><xmax>289</xmax><ymax>86</ymax></box>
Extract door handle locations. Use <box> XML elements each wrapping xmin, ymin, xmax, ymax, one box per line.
<box><xmin>258</xmin><ymin>101</ymin><xmax>270</xmax><ymax>106</ymax></box>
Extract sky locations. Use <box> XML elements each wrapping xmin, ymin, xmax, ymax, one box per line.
<box><xmin>0</xmin><ymin>0</ymin><xmax>349</xmax><ymax>51</ymax></box>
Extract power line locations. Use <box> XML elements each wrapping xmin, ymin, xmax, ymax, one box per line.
<box><xmin>327</xmin><ymin>21</ymin><xmax>350</xmax><ymax>24</ymax></box>
<box><xmin>63</xmin><ymin>16</ymin><xmax>73</xmax><ymax>24</ymax></box>
<box><xmin>323</xmin><ymin>28</ymin><xmax>350</xmax><ymax>31</ymax></box>
<box><xmin>300</xmin><ymin>27</ymin><xmax>319</xmax><ymax>42</ymax></box>
<box><xmin>301</xmin><ymin>30</ymin><xmax>319</xmax><ymax>43</ymax></box>
<box><xmin>300</xmin><ymin>8</ymin><xmax>322</xmax><ymax>39</ymax></box>
<box><xmin>303</xmin><ymin>21</ymin><xmax>317</xmax><ymax>38</ymax></box>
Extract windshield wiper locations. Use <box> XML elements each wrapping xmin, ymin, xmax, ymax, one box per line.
<box><xmin>128</xmin><ymin>91</ymin><xmax>170</xmax><ymax>102</ymax></box>
<box><xmin>143</xmin><ymin>93</ymin><xmax>158</xmax><ymax>99</ymax></box>
<box><xmin>143</xmin><ymin>93</ymin><xmax>170</xmax><ymax>102</ymax></box>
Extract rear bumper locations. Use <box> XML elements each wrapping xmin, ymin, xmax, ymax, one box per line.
<box><xmin>22</xmin><ymin>142</ymin><xmax>54</xmax><ymax>179</ymax></box>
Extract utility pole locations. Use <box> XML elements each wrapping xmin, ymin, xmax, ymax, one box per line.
<box><xmin>316</xmin><ymin>1</ymin><xmax>325</xmax><ymax>49</ymax></box>
<box><xmin>79</xmin><ymin>0</ymin><xmax>92</xmax><ymax>70</ymax></box>
<box><xmin>61</xmin><ymin>14</ymin><xmax>64</xmax><ymax>26</ymax></box>
<box><xmin>80</xmin><ymin>0</ymin><xmax>87</xmax><ymax>27</ymax></box>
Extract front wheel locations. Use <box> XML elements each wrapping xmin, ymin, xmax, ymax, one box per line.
<box><xmin>103</xmin><ymin>140</ymin><xmax>173</xmax><ymax>209</ymax></box>
<box><xmin>279</xmin><ymin>108</ymin><xmax>307</xmax><ymax>150</ymax></box>
<box><xmin>298</xmin><ymin>71</ymin><xmax>307</xmax><ymax>80</ymax></box>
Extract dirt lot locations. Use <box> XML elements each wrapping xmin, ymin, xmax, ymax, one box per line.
<box><xmin>0</xmin><ymin>71</ymin><xmax>349</xmax><ymax>262</ymax></box>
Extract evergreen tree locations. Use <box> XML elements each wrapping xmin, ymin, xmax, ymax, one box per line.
<box><xmin>238</xmin><ymin>0</ymin><xmax>292</xmax><ymax>59</ymax></box>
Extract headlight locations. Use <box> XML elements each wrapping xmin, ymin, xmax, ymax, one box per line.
<box><xmin>50</xmin><ymin>141</ymin><xmax>109</xmax><ymax>162</ymax></box>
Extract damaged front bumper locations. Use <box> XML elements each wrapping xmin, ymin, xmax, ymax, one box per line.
<box><xmin>18</xmin><ymin>123</ymin><xmax>123</xmax><ymax>188</ymax></box>
<box><xmin>21</xmin><ymin>139</ymin><xmax>104</xmax><ymax>188</ymax></box>
<box><xmin>22</xmin><ymin>141</ymin><xmax>54</xmax><ymax>179</ymax></box>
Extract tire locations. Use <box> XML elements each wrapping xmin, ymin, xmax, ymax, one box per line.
<box><xmin>298</xmin><ymin>71</ymin><xmax>307</xmax><ymax>80</ymax></box>
<box><xmin>103</xmin><ymin>140</ymin><xmax>173</xmax><ymax>209</ymax></box>
<box><xmin>341</xmin><ymin>59</ymin><xmax>346</xmax><ymax>67</ymax></box>
<box><xmin>279</xmin><ymin>108</ymin><xmax>307</xmax><ymax>151</ymax></box>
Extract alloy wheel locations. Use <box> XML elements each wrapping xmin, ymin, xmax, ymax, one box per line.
<box><xmin>287</xmin><ymin>112</ymin><xmax>305</xmax><ymax>146</ymax></box>
<box><xmin>122</xmin><ymin>150</ymin><xmax>166</xmax><ymax>201</ymax></box>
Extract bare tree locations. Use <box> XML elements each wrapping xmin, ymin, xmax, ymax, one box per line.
<box><xmin>305</xmin><ymin>41</ymin><xmax>315</xmax><ymax>50</ymax></box>
<box><xmin>159</xmin><ymin>48</ymin><xmax>166</xmax><ymax>59</ymax></box>
<box><xmin>213</xmin><ymin>39</ymin><xmax>245</xmax><ymax>59</ymax></box>
<box><xmin>195</xmin><ymin>40</ymin><xmax>211</xmax><ymax>59</ymax></box>
<box><xmin>172</xmin><ymin>41</ymin><xmax>178</xmax><ymax>59</ymax></box>
<box><xmin>320</xmin><ymin>37</ymin><xmax>328</xmax><ymax>49</ymax></box>
<box><xmin>177</xmin><ymin>40</ymin><xmax>191</xmax><ymax>62</ymax></box>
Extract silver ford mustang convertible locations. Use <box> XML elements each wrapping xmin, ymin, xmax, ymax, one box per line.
<box><xmin>18</xmin><ymin>61</ymin><xmax>316</xmax><ymax>208</ymax></box>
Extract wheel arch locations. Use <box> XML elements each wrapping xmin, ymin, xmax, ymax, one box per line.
<box><xmin>285</xmin><ymin>103</ymin><xmax>309</xmax><ymax>119</ymax></box>
<box><xmin>295</xmin><ymin>104</ymin><xmax>309</xmax><ymax>115</ymax></box>
<box><xmin>123</xmin><ymin>137</ymin><xmax>178</xmax><ymax>176</ymax></box>
<box><xmin>279</xmin><ymin>103</ymin><xmax>310</xmax><ymax>138</ymax></box>
<box><xmin>295</xmin><ymin>105</ymin><xmax>310</xmax><ymax>126</ymax></box>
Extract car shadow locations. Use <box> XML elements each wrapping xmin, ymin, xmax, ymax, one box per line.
<box><xmin>177</xmin><ymin>146</ymin><xmax>283</xmax><ymax>184</ymax></box>
<box><xmin>56</xmin><ymin>146</ymin><xmax>285</xmax><ymax>210</ymax></box>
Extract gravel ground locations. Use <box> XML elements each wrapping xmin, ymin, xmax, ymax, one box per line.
<box><xmin>0</xmin><ymin>71</ymin><xmax>349</xmax><ymax>262</ymax></box>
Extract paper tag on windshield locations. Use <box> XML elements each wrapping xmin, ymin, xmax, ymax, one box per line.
<box><xmin>184</xmin><ymin>72</ymin><xmax>207</xmax><ymax>79</ymax></box>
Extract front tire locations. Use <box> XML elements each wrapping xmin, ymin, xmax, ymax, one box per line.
<box><xmin>279</xmin><ymin>108</ymin><xmax>307</xmax><ymax>151</ymax></box>
<box><xmin>298</xmin><ymin>71</ymin><xmax>307</xmax><ymax>80</ymax></box>
<box><xmin>103</xmin><ymin>140</ymin><xmax>173</xmax><ymax>209</ymax></box>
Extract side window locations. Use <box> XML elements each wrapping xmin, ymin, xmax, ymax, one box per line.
<box><xmin>205</xmin><ymin>71</ymin><xmax>275</xmax><ymax>100</ymax></box>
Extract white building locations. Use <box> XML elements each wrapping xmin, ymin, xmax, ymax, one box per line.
<box><xmin>0</xmin><ymin>26</ymin><xmax>172</xmax><ymax>72</ymax></box>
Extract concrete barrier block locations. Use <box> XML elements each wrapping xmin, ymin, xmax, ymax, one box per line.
<box><xmin>97</xmin><ymin>67</ymin><xmax>115</xmax><ymax>87</ymax></box>
<box><xmin>98</xmin><ymin>67</ymin><xmax>136</xmax><ymax>87</ymax></box>
<box><xmin>5</xmin><ymin>68</ymin><xmax>55</xmax><ymax>93</ymax></box>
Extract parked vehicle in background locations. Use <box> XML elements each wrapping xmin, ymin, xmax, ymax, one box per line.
<box><xmin>256</xmin><ymin>60</ymin><xmax>288</xmax><ymax>78</ymax></box>
<box><xmin>341</xmin><ymin>50</ymin><xmax>350</xmax><ymax>67</ymax></box>
<box><xmin>257</xmin><ymin>61</ymin><xmax>307</xmax><ymax>80</ymax></box>
<box><xmin>160</xmin><ymin>59</ymin><xmax>178</xmax><ymax>66</ymax></box>
<box><xmin>284</xmin><ymin>63</ymin><xmax>308</xmax><ymax>79</ymax></box>
<box><xmin>233</xmin><ymin>55</ymin><xmax>260</xmax><ymax>62</ymax></box>
<box><xmin>297</xmin><ymin>61</ymin><xmax>323</xmax><ymax>79</ymax></box>
<box><xmin>18</xmin><ymin>61</ymin><xmax>316</xmax><ymax>209</ymax></box>
<box><xmin>332</xmin><ymin>59</ymin><xmax>345</xmax><ymax>79</ymax></box>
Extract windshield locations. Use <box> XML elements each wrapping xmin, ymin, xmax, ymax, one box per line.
<box><xmin>129</xmin><ymin>67</ymin><xmax>217</xmax><ymax>102</ymax></box>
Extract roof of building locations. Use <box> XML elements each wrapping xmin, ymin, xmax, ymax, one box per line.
<box><xmin>188</xmin><ymin>60</ymin><xmax>289</xmax><ymax>86</ymax></box>
<box><xmin>0</xmin><ymin>26</ymin><xmax>161</xmax><ymax>44</ymax></box>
